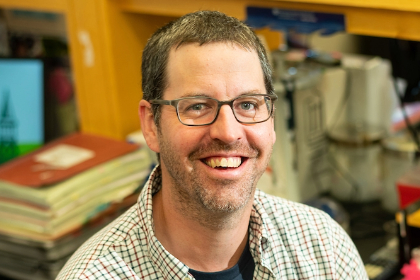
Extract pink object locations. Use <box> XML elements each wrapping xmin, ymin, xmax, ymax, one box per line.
<box><xmin>48</xmin><ymin>67</ymin><xmax>73</xmax><ymax>104</ymax></box>
<box><xmin>401</xmin><ymin>260</ymin><xmax>420</xmax><ymax>280</ymax></box>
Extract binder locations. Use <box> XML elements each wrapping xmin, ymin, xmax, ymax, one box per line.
<box><xmin>0</xmin><ymin>132</ymin><xmax>139</xmax><ymax>187</ymax></box>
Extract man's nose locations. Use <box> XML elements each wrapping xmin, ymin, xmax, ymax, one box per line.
<box><xmin>209</xmin><ymin>105</ymin><xmax>243</xmax><ymax>143</ymax></box>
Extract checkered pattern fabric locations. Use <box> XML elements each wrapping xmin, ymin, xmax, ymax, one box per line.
<box><xmin>57</xmin><ymin>166</ymin><xmax>368</xmax><ymax>279</ymax></box>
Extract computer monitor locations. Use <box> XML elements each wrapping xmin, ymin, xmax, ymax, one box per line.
<box><xmin>0</xmin><ymin>58</ymin><xmax>44</xmax><ymax>164</ymax></box>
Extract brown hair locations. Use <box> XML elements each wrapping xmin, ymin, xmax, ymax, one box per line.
<box><xmin>141</xmin><ymin>10</ymin><xmax>273</xmax><ymax>126</ymax></box>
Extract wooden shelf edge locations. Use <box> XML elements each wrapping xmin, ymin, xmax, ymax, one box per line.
<box><xmin>0</xmin><ymin>0</ymin><xmax>68</xmax><ymax>13</ymax></box>
<box><xmin>118</xmin><ymin>0</ymin><xmax>420</xmax><ymax>41</ymax></box>
<box><xmin>269</xmin><ymin>0</ymin><xmax>420</xmax><ymax>13</ymax></box>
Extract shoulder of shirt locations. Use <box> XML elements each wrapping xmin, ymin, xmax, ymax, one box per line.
<box><xmin>252</xmin><ymin>189</ymin><xmax>356</xmax><ymax>259</ymax></box>
<box><xmin>252</xmin><ymin>191</ymin><xmax>367</xmax><ymax>279</ymax></box>
<box><xmin>254</xmin><ymin>189</ymin><xmax>341</xmax><ymax>231</ymax></box>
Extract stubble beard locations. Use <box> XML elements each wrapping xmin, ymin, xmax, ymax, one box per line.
<box><xmin>158</xmin><ymin>133</ymin><xmax>271</xmax><ymax>229</ymax></box>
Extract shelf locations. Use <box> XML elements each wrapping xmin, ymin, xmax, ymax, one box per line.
<box><xmin>272</xmin><ymin>0</ymin><xmax>420</xmax><ymax>12</ymax></box>
<box><xmin>119</xmin><ymin>0</ymin><xmax>420</xmax><ymax>41</ymax></box>
<box><xmin>0</xmin><ymin>0</ymin><xmax>67</xmax><ymax>13</ymax></box>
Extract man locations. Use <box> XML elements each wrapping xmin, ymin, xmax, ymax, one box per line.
<box><xmin>57</xmin><ymin>11</ymin><xmax>367</xmax><ymax>279</ymax></box>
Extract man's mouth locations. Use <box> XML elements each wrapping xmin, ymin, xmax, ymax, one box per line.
<box><xmin>203</xmin><ymin>157</ymin><xmax>243</xmax><ymax>169</ymax></box>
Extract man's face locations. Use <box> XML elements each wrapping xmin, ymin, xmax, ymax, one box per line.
<box><xmin>145</xmin><ymin>42</ymin><xmax>276</xmax><ymax>213</ymax></box>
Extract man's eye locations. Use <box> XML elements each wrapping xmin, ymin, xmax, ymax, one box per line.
<box><xmin>188</xmin><ymin>103</ymin><xmax>206</xmax><ymax>111</ymax></box>
<box><xmin>239</xmin><ymin>102</ymin><xmax>256</xmax><ymax>110</ymax></box>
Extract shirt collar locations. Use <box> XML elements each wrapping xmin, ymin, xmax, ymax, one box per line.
<box><xmin>249</xmin><ymin>192</ymin><xmax>274</xmax><ymax>264</ymax></box>
<box><xmin>250</xmin><ymin>190</ymin><xmax>294</xmax><ymax>277</ymax></box>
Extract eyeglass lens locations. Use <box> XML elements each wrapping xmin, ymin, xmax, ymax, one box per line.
<box><xmin>177</xmin><ymin>96</ymin><xmax>272</xmax><ymax>125</ymax></box>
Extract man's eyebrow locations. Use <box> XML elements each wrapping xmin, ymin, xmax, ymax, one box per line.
<box><xmin>179</xmin><ymin>90</ymin><xmax>265</xmax><ymax>99</ymax></box>
<box><xmin>241</xmin><ymin>90</ymin><xmax>265</xmax><ymax>95</ymax></box>
<box><xmin>179</xmin><ymin>93</ymin><xmax>211</xmax><ymax>98</ymax></box>
<box><xmin>235</xmin><ymin>90</ymin><xmax>266</xmax><ymax>97</ymax></box>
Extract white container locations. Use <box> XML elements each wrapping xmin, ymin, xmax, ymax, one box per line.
<box><xmin>328</xmin><ymin>123</ymin><xmax>384</xmax><ymax>202</ymax></box>
<box><xmin>381</xmin><ymin>134</ymin><xmax>418</xmax><ymax>212</ymax></box>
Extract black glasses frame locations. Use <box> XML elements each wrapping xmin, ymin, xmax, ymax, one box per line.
<box><xmin>149</xmin><ymin>93</ymin><xmax>278</xmax><ymax>126</ymax></box>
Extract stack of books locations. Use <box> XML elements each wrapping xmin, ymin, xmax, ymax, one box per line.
<box><xmin>0</xmin><ymin>133</ymin><xmax>154</xmax><ymax>280</ymax></box>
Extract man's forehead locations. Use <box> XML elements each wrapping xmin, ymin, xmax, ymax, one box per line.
<box><xmin>166</xmin><ymin>42</ymin><xmax>258</xmax><ymax>72</ymax></box>
<box><xmin>162</xmin><ymin>42</ymin><xmax>265</xmax><ymax>101</ymax></box>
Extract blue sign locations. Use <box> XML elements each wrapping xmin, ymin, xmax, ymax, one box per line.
<box><xmin>246</xmin><ymin>6</ymin><xmax>345</xmax><ymax>35</ymax></box>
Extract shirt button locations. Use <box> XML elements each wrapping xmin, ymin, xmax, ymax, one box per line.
<box><xmin>183</xmin><ymin>277</ymin><xmax>191</xmax><ymax>280</ymax></box>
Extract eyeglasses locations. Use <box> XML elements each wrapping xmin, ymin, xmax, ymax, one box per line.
<box><xmin>150</xmin><ymin>94</ymin><xmax>277</xmax><ymax>126</ymax></box>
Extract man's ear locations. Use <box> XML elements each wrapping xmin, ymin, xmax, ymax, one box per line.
<box><xmin>139</xmin><ymin>100</ymin><xmax>160</xmax><ymax>153</ymax></box>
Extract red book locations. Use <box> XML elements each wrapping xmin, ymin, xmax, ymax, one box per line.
<box><xmin>0</xmin><ymin>133</ymin><xmax>139</xmax><ymax>187</ymax></box>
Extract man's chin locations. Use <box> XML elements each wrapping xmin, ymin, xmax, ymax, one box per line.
<box><xmin>201</xmin><ymin>200</ymin><xmax>243</xmax><ymax>213</ymax></box>
<box><xmin>196</xmin><ymin>186</ymin><xmax>253</xmax><ymax>213</ymax></box>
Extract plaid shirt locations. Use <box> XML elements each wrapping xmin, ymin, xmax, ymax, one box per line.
<box><xmin>57</xmin><ymin>166</ymin><xmax>368</xmax><ymax>280</ymax></box>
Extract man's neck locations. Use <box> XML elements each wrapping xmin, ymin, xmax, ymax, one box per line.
<box><xmin>152</xmin><ymin>188</ymin><xmax>253</xmax><ymax>272</ymax></box>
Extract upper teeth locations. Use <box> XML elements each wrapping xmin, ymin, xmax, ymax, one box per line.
<box><xmin>206</xmin><ymin>157</ymin><xmax>241</xmax><ymax>168</ymax></box>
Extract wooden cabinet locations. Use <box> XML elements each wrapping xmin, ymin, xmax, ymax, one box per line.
<box><xmin>1</xmin><ymin>0</ymin><xmax>420</xmax><ymax>140</ymax></box>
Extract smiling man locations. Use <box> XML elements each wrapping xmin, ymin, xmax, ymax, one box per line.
<box><xmin>57</xmin><ymin>11</ymin><xmax>367</xmax><ymax>280</ymax></box>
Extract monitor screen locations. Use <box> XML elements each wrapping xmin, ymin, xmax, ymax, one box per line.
<box><xmin>0</xmin><ymin>58</ymin><xmax>44</xmax><ymax>164</ymax></box>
